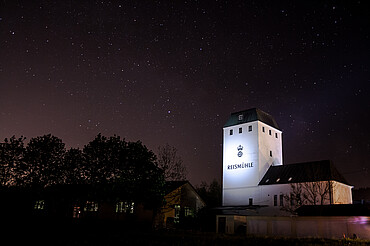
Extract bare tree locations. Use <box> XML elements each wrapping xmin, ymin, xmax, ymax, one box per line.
<box><xmin>282</xmin><ymin>181</ymin><xmax>333</xmax><ymax>213</ymax></box>
<box><xmin>156</xmin><ymin>144</ymin><xmax>187</xmax><ymax>181</ymax></box>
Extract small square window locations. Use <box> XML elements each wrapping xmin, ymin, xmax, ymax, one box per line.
<box><xmin>275</xmin><ymin>133</ymin><xmax>278</xmax><ymax>138</ymax></box>
<box><xmin>34</xmin><ymin>200</ymin><xmax>45</xmax><ymax>210</ymax></box>
<box><xmin>239</xmin><ymin>127</ymin><xmax>242</xmax><ymax>133</ymax></box>
<box><xmin>84</xmin><ymin>201</ymin><xmax>98</xmax><ymax>212</ymax></box>
<box><xmin>262</xmin><ymin>127</ymin><xmax>265</xmax><ymax>133</ymax></box>
<box><xmin>238</xmin><ymin>114</ymin><xmax>243</xmax><ymax>121</ymax></box>
<box><xmin>230</xmin><ymin>129</ymin><xmax>233</xmax><ymax>135</ymax></box>
<box><xmin>270</xmin><ymin>150</ymin><xmax>272</xmax><ymax>157</ymax></box>
<box><xmin>269</xmin><ymin>130</ymin><xmax>272</xmax><ymax>135</ymax></box>
<box><xmin>248</xmin><ymin>125</ymin><xmax>252</xmax><ymax>132</ymax></box>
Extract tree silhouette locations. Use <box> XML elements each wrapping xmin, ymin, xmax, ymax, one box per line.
<box><xmin>0</xmin><ymin>136</ymin><xmax>26</xmax><ymax>186</ymax></box>
<box><xmin>156</xmin><ymin>144</ymin><xmax>187</xmax><ymax>181</ymax></box>
<box><xmin>24</xmin><ymin>134</ymin><xmax>66</xmax><ymax>188</ymax></box>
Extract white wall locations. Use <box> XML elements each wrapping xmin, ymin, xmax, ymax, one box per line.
<box><xmin>332</xmin><ymin>181</ymin><xmax>353</xmax><ymax>204</ymax></box>
<box><xmin>257</xmin><ymin>121</ymin><xmax>283</xmax><ymax>182</ymax></box>
<box><xmin>245</xmin><ymin>216</ymin><xmax>370</xmax><ymax>239</ymax></box>
<box><xmin>222</xmin><ymin>120</ymin><xmax>283</xmax><ymax>206</ymax></box>
<box><xmin>223</xmin><ymin>121</ymin><xmax>259</xmax><ymax>205</ymax></box>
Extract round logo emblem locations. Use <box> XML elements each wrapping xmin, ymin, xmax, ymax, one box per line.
<box><xmin>237</xmin><ymin>145</ymin><xmax>243</xmax><ymax>157</ymax></box>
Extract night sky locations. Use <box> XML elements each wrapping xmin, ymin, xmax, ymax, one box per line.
<box><xmin>1</xmin><ymin>1</ymin><xmax>369</xmax><ymax>188</ymax></box>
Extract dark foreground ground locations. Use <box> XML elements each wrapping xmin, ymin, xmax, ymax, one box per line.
<box><xmin>4</xmin><ymin>220</ymin><xmax>369</xmax><ymax>246</ymax></box>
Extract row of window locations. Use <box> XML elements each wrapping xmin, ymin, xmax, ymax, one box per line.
<box><xmin>34</xmin><ymin>200</ymin><xmax>135</xmax><ymax>214</ymax></box>
<box><xmin>229</xmin><ymin>125</ymin><xmax>279</xmax><ymax>139</ymax></box>
<box><xmin>262</xmin><ymin>126</ymin><xmax>279</xmax><ymax>139</ymax></box>
<box><xmin>174</xmin><ymin>205</ymin><xmax>194</xmax><ymax>223</ymax></box>
<box><xmin>273</xmin><ymin>194</ymin><xmax>284</xmax><ymax>207</ymax></box>
<box><xmin>229</xmin><ymin>125</ymin><xmax>253</xmax><ymax>135</ymax></box>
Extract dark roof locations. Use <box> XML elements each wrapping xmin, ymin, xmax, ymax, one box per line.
<box><xmin>164</xmin><ymin>181</ymin><xmax>189</xmax><ymax>194</ymax></box>
<box><xmin>295</xmin><ymin>204</ymin><xmax>370</xmax><ymax>216</ymax></box>
<box><xmin>224</xmin><ymin>108</ymin><xmax>279</xmax><ymax>129</ymax></box>
<box><xmin>259</xmin><ymin>160</ymin><xmax>351</xmax><ymax>186</ymax></box>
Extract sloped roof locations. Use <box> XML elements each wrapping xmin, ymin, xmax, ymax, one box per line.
<box><xmin>224</xmin><ymin>108</ymin><xmax>279</xmax><ymax>129</ymax></box>
<box><xmin>164</xmin><ymin>180</ymin><xmax>206</xmax><ymax>206</ymax></box>
<box><xmin>259</xmin><ymin>160</ymin><xmax>351</xmax><ymax>186</ymax></box>
<box><xmin>164</xmin><ymin>181</ymin><xmax>188</xmax><ymax>194</ymax></box>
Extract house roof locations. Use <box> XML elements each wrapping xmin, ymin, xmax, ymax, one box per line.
<box><xmin>164</xmin><ymin>180</ymin><xmax>206</xmax><ymax>206</ymax></box>
<box><xmin>164</xmin><ymin>181</ymin><xmax>188</xmax><ymax>194</ymax></box>
<box><xmin>258</xmin><ymin>160</ymin><xmax>351</xmax><ymax>186</ymax></box>
<box><xmin>224</xmin><ymin>108</ymin><xmax>280</xmax><ymax>129</ymax></box>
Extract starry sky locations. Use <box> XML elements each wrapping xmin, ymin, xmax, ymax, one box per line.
<box><xmin>0</xmin><ymin>1</ymin><xmax>369</xmax><ymax>188</ymax></box>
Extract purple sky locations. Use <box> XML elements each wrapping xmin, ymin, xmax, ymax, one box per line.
<box><xmin>0</xmin><ymin>1</ymin><xmax>369</xmax><ymax>187</ymax></box>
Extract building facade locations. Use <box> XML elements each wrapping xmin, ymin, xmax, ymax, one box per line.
<box><xmin>222</xmin><ymin>108</ymin><xmax>352</xmax><ymax>213</ymax></box>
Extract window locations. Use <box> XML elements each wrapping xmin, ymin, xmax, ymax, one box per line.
<box><xmin>230</xmin><ymin>129</ymin><xmax>233</xmax><ymax>135</ymax></box>
<box><xmin>184</xmin><ymin>207</ymin><xmax>194</xmax><ymax>217</ymax></box>
<box><xmin>174</xmin><ymin>205</ymin><xmax>181</xmax><ymax>223</ymax></box>
<box><xmin>116</xmin><ymin>201</ymin><xmax>135</xmax><ymax>214</ymax></box>
<box><xmin>84</xmin><ymin>201</ymin><xmax>98</xmax><ymax>212</ymax></box>
<box><xmin>239</xmin><ymin>127</ymin><xmax>242</xmax><ymax>134</ymax></box>
<box><xmin>290</xmin><ymin>194</ymin><xmax>295</xmax><ymax>206</ymax></box>
<box><xmin>73</xmin><ymin>206</ymin><xmax>81</xmax><ymax>218</ymax></box>
<box><xmin>269</xmin><ymin>130</ymin><xmax>272</xmax><ymax>135</ymax></box>
<box><xmin>262</xmin><ymin>127</ymin><xmax>265</xmax><ymax>133</ymax></box>
<box><xmin>275</xmin><ymin>133</ymin><xmax>278</xmax><ymax>138</ymax></box>
<box><xmin>274</xmin><ymin>195</ymin><xmax>277</xmax><ymax>206</ymax></box>
<box><xmin>270</xmin><ymin>150</ymin><xmax>272</xmax><ymax>157</ymax></box>
<box><xmin>238</xmin><ymin>114</ymin><xmax>243</xmax><ymax>121</ymax></box>
<box><xmin>34</xmin><ymin>200</ymin><xmax>45</xmax><ymax>210</ymax></box>
<box><xmin>280</xmin><ymin>194</ymin><xmax>284</xmax><ymax>206</ymax></box>
<box><xmin>116</xmin><ymin>201</ymin><xmax>124</xmax><ymax>213</ymax></box>
<box><xmin>249</xmin><ymin>198</ymin><xmax>253</xmax><ymax>206</ymax></box>
<box><xmin>248</xmin><ymin>125</ymin><xmax>252</xmax><ymax>132</ymax></box>
<box><xmin>125</xmin><ymin>201</ymin><xmax>135</xmax><ymax>214</ymax></box>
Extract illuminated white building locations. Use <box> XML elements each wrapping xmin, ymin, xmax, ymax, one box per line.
<box><xmin>222</xmin><ymin>108</ymin><xmax>352</xmax><ymax>211</ymax></box>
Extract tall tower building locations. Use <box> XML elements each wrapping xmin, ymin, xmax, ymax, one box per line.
<box><xmin>222</xmin><ymin>108</ymin><xmax>283</xmax><ymax>206</ymax></box>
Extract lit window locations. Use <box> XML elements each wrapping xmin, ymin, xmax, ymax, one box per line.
<box><xmin>274</xmin><ymin>195</ymin><xmax>277</xmax><ymax>206</ymax></box>
<box><xmin>270</xmin><ymin>150</ymin><xmax>272</xmax><ymax>157</ymax></box>
<box><xmin>126</xmin><ymin>201</ymin><xmax>135</xmax><ymax>214</ymax></box>
<box><xmin>115</xmin><ymin>201</ymin><xmax>134</xmax><ymax>213</ymax></box>
<box><xmin>269</xmin><ymin>130</ymin><xmax>272</xmax><ymax>135</ymax></box>
<box><xmin>280</xmin><ymin>194</ymin><xmax>284</xmax><ymax>206</ymax></box>
<box><xmin>239</xmin><ymin>127</ymin><xmax>242</xmax><ymax>134</ymax></box>
<box><xmin>230</xmin><ymin>129</ymin><xmax>233</xmax><ymax>135</ymax></box>
<box><xmin>174</xmin><ymin>205</ymin><xmax>180</xmax><ymax>223</ymax></box>
<box><xmin>248</xmin><ymin>125</ymin><xmax>252</xmax><ymax>132</ymax></box>
<box><xmin>249</xmin><ymin>198</ymin><xmax>253</xmax><ymax>206</ymax></box>
<box><xmin>262</xmin><ymin>127</ymin><xmax>265</xmax><ymax>133</ymax></box>
<box><xmin>275</xmin><ymin>133</ymin><xmax>278</xmax><ymax>138</ymax></box>
<box><xmin>84</xmin><ymin>201</ymin><xmax>98</xmax><ymax>212</ymax></box>
<box><xmin>34</xmin><ymin>200</ymin><xmax>45</xmax><ymax>210</ymax></box>
<box><xmin>116</xmin><ymin>201</ymin><xmax>124</xmax><ymax>213</ymax></box>
<box><xmin>73</xmin><ymin>206</ymin><xmax>81</xmax><ymax>218</ymax></box>
<box><xmin>238</xmin><ymin>114</ymin><xmax>243</xmax><ymax>121</ymax></box>
<box><xmin>184</xmin><ymin>207</ymin><xmax>194</xmax><ymax>217</ymax></box>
